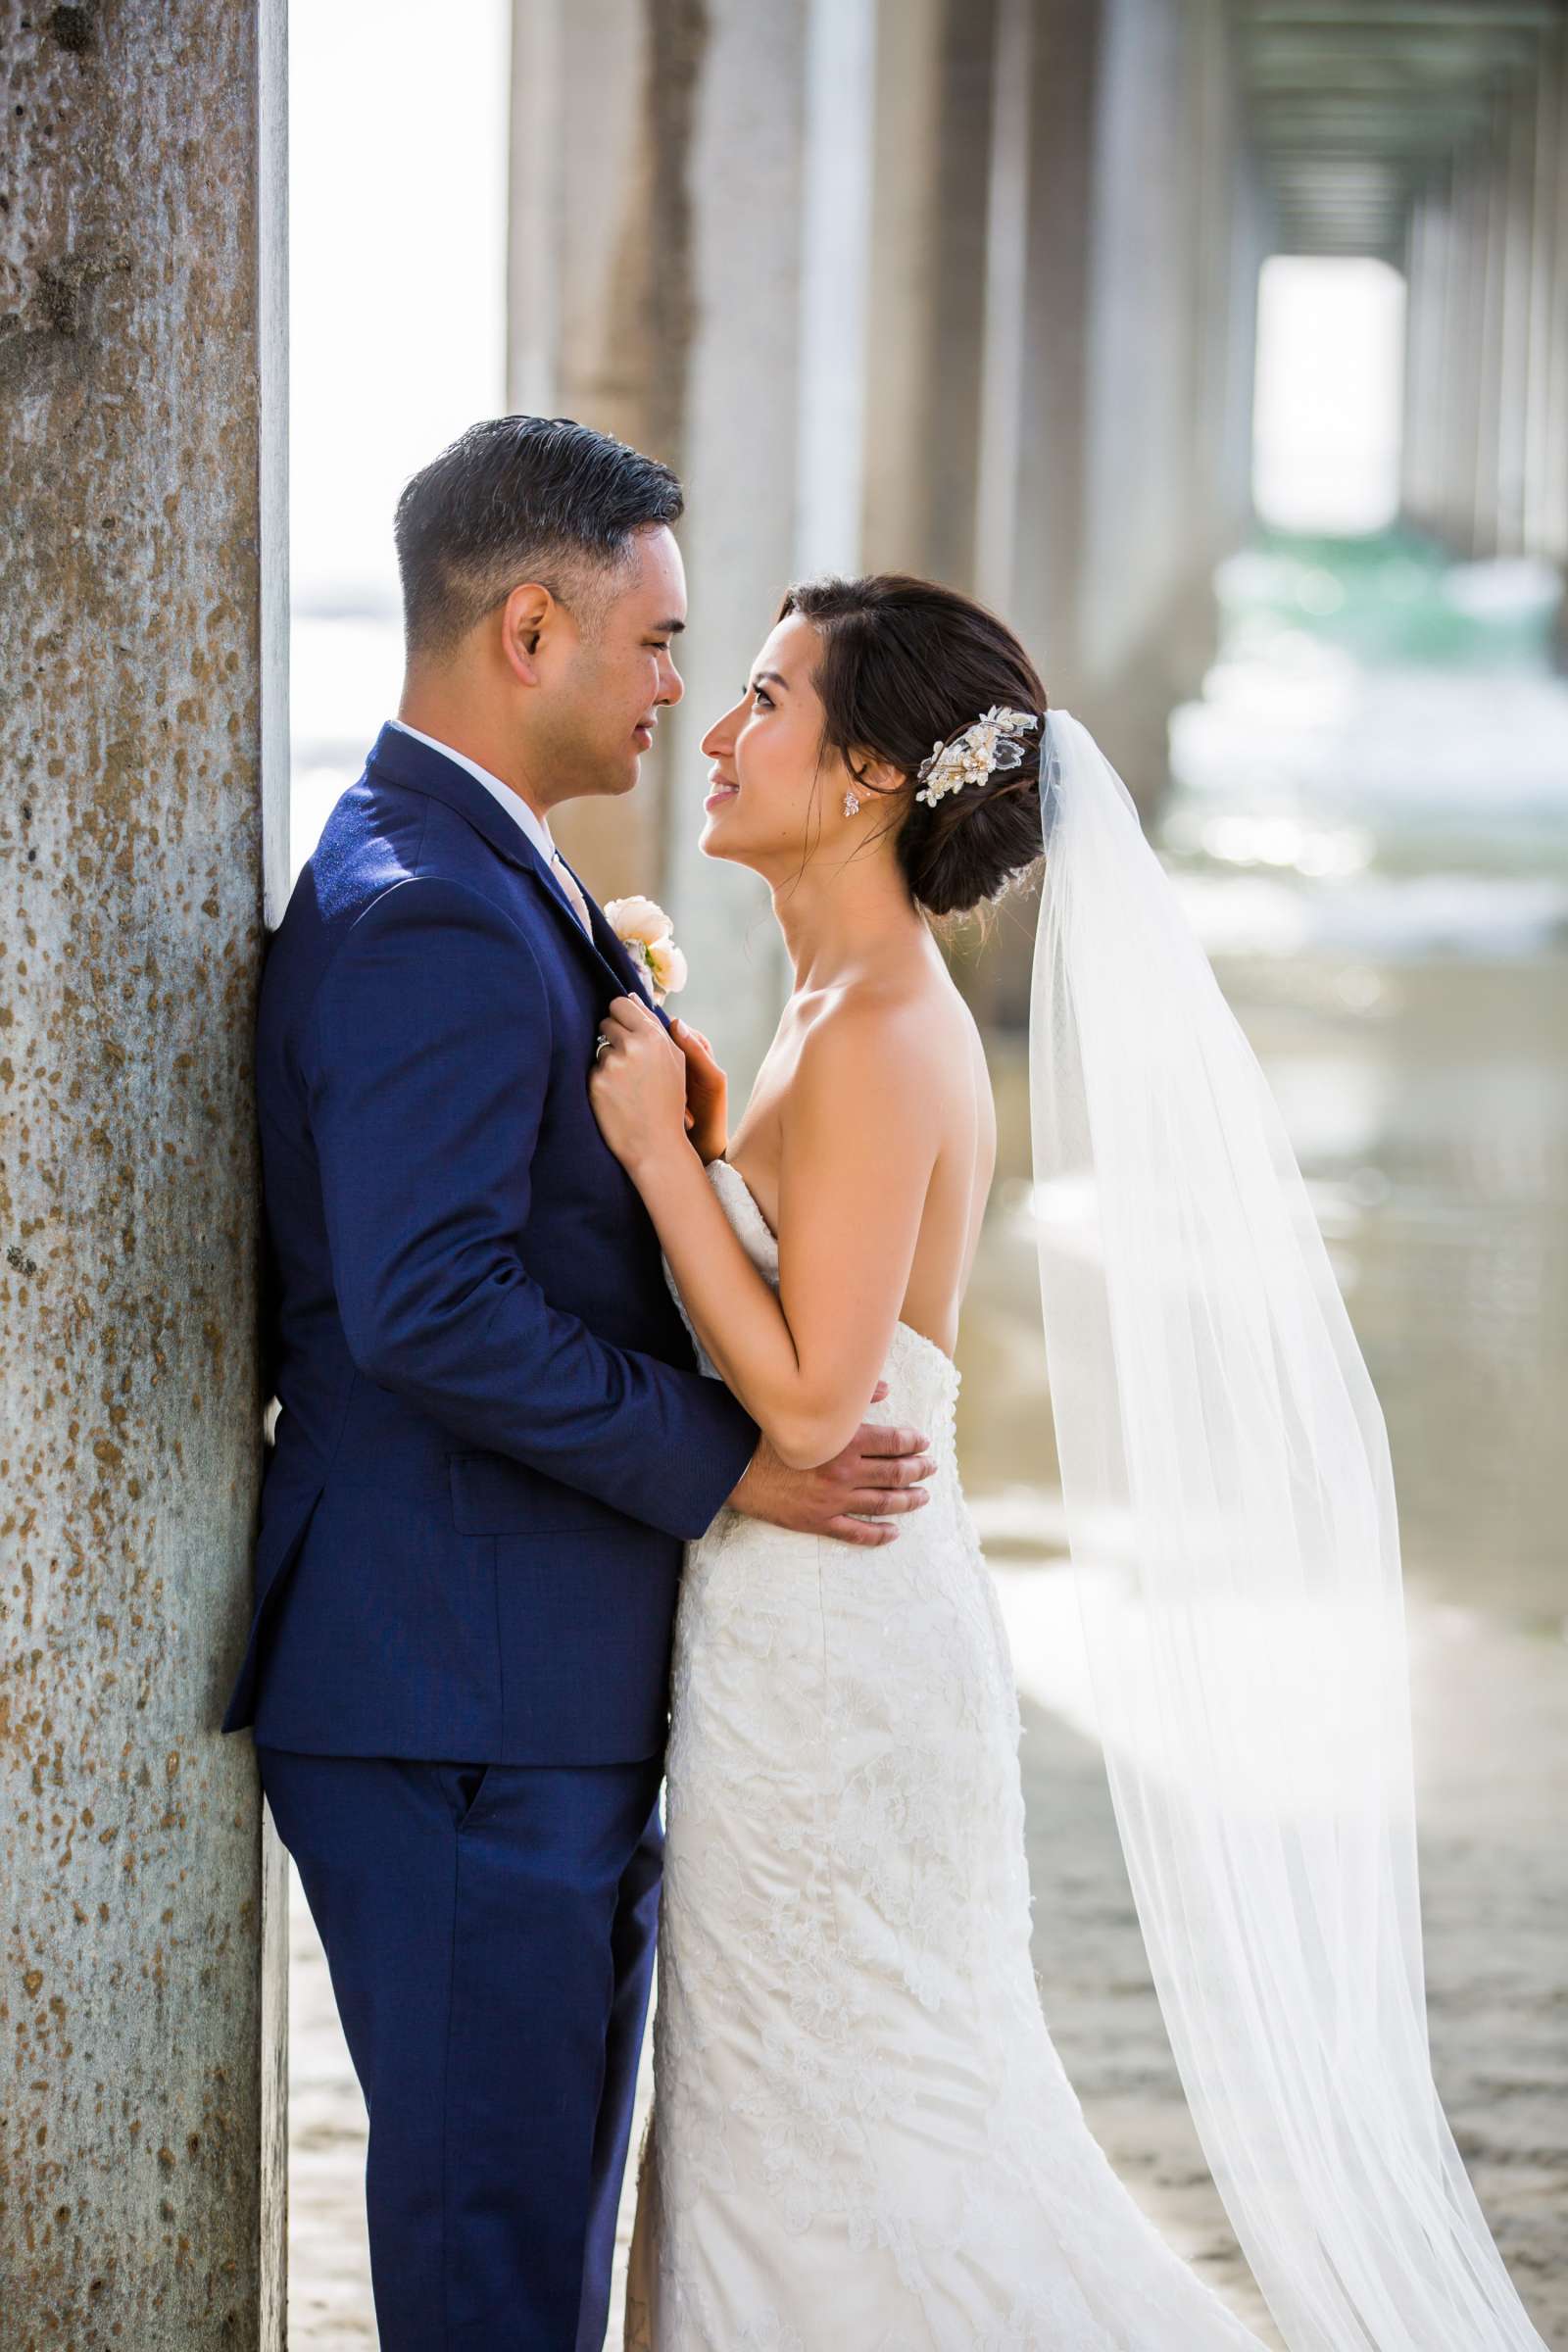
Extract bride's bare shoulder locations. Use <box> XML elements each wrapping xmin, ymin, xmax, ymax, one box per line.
<box><xmin>787</xmin><ymin>968</ymin><xmax>971</xmax><ymax>1129</ymax></box>
<box><xmin>797</xmin><ymin>970</ymin><xmax>939</xmax><ymax>1057</ymax></box>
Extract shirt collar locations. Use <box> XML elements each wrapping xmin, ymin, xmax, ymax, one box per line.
<box><xmin>388</xmin><ymin>719</ymin><xmax>559</xmax><ymax>866</ymax></box>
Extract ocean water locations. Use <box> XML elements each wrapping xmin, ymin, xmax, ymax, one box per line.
<box><xmin>1158</xmin><ymin>529</ymin><xmax>1568</xmax><ymax>1618</ymax></box>
<box><xmin>1165</xmin><ymin>530</ymin><xmax>1568</xmax><ymax>962</ymax></box>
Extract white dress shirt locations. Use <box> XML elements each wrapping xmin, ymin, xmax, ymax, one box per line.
<box><xmin>388</xmin><ymin>717</ymin><xmax>594</xmax><ymax>938</ymax></box>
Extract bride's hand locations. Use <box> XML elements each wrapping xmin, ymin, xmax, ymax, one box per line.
<box><xmin>668</xmin><ymin>1016</ymin><xmax>727</xmax><ymax>1164</ymax></box>
<box><xmin>588</xmin><ymin>995</ymin><xmax>691</xmax><ymax>1175</ymax></box>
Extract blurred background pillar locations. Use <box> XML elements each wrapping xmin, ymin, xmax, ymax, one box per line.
<box><xmin>508</xmin><ymin>0</ymin><xmax>674</xmax><ymax>909</ymax></box>
<box><xmin>510</xmin><ymin>0</ymin><xmax>885</xmax><ymax>1081</ymax></box>
<box><xmin>1011</xmin><ymin>0</ymin><xmax>1264</xmax><ymax>787</ymax></box>
<box><xmin>864</xmin><ymin>0</ymin><xmax>1264</xmax><ymax>789</ymax></box>
<box><xmin>508</xmin><ymin>0</ymin><xmax>1267</xmax><ymax>1077</ymax></box>
<box><xmin>505</xmin><ymin>0</ymin><xmax>1568</xmax><ymax>1076</ymax></box>
<box><xmin>0</xmin><ymin>2</ymin><xmax>289</xmax><ymax>2341</ymax></box>
<box><xmin>1392</xmin><ymin>2</ymin><xmax>1568</xmax><ymax>592</ymax></box>
<box><xmin>861</xmin><ymin>0</ymin><xmax>1002</xmax><ymax>590</ymax></box>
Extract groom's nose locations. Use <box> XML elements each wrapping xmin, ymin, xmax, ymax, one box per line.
<box><xmin>657</xmin><ymin>649</ymin><xmax>685</xmax><ymax>707</ymax></box>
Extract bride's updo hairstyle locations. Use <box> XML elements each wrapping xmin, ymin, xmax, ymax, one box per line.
<box><xmin>776</xmin><ymin>572</ymin><xmax>1049</xmax><ymax>919</ymax></box>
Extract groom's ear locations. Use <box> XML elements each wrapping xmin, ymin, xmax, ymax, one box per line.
<box><xmin>499</xmin><ymin>581</ymin><xmax>559</xmax><ymax>684</ymax></box>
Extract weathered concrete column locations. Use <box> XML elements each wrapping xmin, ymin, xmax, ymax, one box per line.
<box><xmin>0</xmin><ymin>3</ymin><xmax>288</xmax><ymax>2341</ymax></box>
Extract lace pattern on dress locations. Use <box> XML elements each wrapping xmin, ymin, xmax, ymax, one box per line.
<box><xmin>626</xmin><ymin>1157</ymin><xmax>1268</xmax><ymax>2351</ymax></box>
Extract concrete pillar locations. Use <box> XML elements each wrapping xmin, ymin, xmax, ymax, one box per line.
<box><xmin>975</xmin><ymin>0</ymin><xmax>1037</xmax><ymax>614</ymax></box>
<box><xmin>1401</xmin><ymin>175</ymin><xmax>1454</xmax><ymax>537</ymax></box>
<box><xmin>1459</xmin><ymin>153</ymin><xmax>1495</xmax><ymax>555</ymax></box>
<box><xmin>508</xmin><ymin>0</ymin><xmax>884</xmax><ymax>1090</ymax></box>
<box><xmin>862</xmin><ymin>0</ymin><xmax>1003</xmax><ymax>587</ymax></box>
<box><xmin>506</xmin><ymin>0</ymin><xmax>673</xmax><ymax>906</ymax></box>
<box><xmin>656</xmin><ymin>0</ymin><xmax>865</xmax><ymax>1087</ymax></box>
<box><xmin>1467</xmin><ymin>120</ymin><xmax>1504</xmax><ymax>556</ymax></box>
<box><xmin>797</xmin><ymin>0</ymin><xmax>878</xmax><ymax>577</ymax></box>
<box><xmin>1461</xmin><ymin>80</ymin><xmax>1538</xmax><ymax>561</ymax></box>
<box><xmin>506</xmin><ymin>0</ymin><xmax>1267</xmax><ymax>1053</ymax></box>
<box><xmin>1009</xmin><ymin>0</ymin><xmax>1102</xmax><ymax>695</ymax></box>
<box><xmin>1493</xmin><ymin>80</ymin><xmax>1539</xmax><ymax>556</ymax></box>
<box><xmin>0</xmin><ymin>4</ymin><xmax>288</xmax><ymax>2341</ymax></box>
<box><xmin>1436</xmin><ymin>148</ymin><xmax>1490</xmax><ymax>556</ymax></box>
<box><xmin>1078</xmin><ymin>0</ymin><xmax>1201</xmax><ymax>703</ymax></box>
<box><xmin>1010</xmin><ymin>0</ymin><xmax>1258</xmax><ymax>789</ymax></box>
<box><xmin>1524</xmin><ymin>19</ymin><xmax>1568</xmax><ymax>573</ymax></box>
<box><xmin>1171</xmin><ymin>0</ymin><xmax>1265</xmax><ymax>666</ymax></box>
<box><xmin>860</xmin><ymin>0</ymin><xmax>950</xmax><ymax>575</ymax></box>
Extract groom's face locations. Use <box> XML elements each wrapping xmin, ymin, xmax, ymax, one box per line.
<box><xmin>526</xmin><ymin>524</ymin><xmax>687</xmax><ymax>804</ymax></box>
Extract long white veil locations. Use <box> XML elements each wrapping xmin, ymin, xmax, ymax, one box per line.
<box><xmin>1028</xmin><ymin>710</ymin><xmax>1549</xmax><ymax>2351</ymax></box>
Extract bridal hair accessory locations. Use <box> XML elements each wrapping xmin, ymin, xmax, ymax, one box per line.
<box><xmin>914</xmin><ymin>704</ymin><xmax>1039</xmax><ymax>808</ymax></box>
<box><xmin>1030</xmin><ymin>708</ymin><xmax>1548</xmax><ymax>2351</ymax></box>
<box><xmin>604</xmin><ymin>894</ymin><xmax>688</xmax><ymax>1006</ymax></box>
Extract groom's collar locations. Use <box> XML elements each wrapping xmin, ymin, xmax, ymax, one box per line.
<box><xmin>363</xmin><ymin>719</ymin><xmax>663</xmax><ymax>1017</ymax></box>
<box><xmin>367</xmin><ymin>718</ymin><xmax>557</xmax><ymax>880</ymax></box>
<box><xmin>386</xmin><ymin>716</ymin><xmax>561</xmax><ymax>868</ymax></box>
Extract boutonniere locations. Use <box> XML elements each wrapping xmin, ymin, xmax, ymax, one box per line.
<box><xmin>603</xmin><ymin>895</ymin><xmax>689</xmax><ymax>1006</ymax></box>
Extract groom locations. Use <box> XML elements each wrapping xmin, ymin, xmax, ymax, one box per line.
<box><xmin>221</xmin><ymin>416</ymin><xmax>935</xmax><ymax>2350</ymax></box>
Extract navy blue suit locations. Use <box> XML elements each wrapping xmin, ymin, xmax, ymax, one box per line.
<box><xmin>222</xmin><ymin>721</ymin><xmax>759</xmax><ymax>2346</ymax></box>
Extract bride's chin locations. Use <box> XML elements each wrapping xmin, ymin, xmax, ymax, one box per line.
<box><xmin>698</xmin><ymin>816</ymin><xmax>743</xmax><ymax>863</ymax></box>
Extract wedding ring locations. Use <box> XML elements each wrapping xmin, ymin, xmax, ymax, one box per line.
<box><xmin>593</xmin><ymin>1031</ymin><xmax>612</xmax><ymax>1060</ymax></box>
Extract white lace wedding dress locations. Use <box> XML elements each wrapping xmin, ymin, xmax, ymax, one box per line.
<box><xmin>623</xmin><ymin>1156</ymin><xmax>1271</xmax><ymax>2352</ymax></box>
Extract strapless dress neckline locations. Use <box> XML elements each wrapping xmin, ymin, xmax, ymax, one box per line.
<box><xmin>710</xmin><ymin>1153</ymin><xmax>961</xmax><ymax>1398</ymax></box>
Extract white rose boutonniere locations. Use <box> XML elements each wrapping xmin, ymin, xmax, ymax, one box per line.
<box><xmin>604</xmin><ymin>894</ymin><xmax>689</xmax><ymax>1007</ymax></box>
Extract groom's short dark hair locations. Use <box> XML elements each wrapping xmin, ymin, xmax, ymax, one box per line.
<box><xmin>394</xmin><ymin>416</ymin><xmax>684</xmax><ymax>659</ymax></box>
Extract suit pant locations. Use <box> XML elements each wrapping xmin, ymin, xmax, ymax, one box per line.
<box><xmin>257</xmin><ymin>1742</ymin><xmax>663</xmax><ymax>2352</ymax></box>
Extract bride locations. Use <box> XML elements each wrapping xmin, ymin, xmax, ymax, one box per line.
<box><xmin>587</xmin><ymin>572</ymin><xmax>1548</xmax><ymax>2352</ymax></box>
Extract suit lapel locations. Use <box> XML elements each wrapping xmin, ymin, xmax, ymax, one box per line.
<box><xmin>365</xmin><ymin>722</ymin><xmax>662</xmax><ymax>1017</ymax></box>
<box><xmin>555</xmin><ymin>849</ymin><xmax>663</xmax><ymax>1018</ymax></box>
<box><xmin>520</xmin><ymin>843</ymin><xmax>657</xmax><ymax>1009</ymax></box>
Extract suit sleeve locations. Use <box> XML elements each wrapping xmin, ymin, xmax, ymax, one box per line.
<box><xmin>304</xmin><ymin>875</ymin><xmax>760</xmax><ymax>1540</ymax></box>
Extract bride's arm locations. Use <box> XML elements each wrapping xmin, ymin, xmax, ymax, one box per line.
<box><xmin>590</xmin><ymin>994</ymin><xmax>938</xmax><ymax>1468</ymax></box>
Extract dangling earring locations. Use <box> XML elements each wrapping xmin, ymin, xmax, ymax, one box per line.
<box><xmin>843</xmin><ymin>785</ymin><xmax>861</xmax><ymax>817</ymax></box>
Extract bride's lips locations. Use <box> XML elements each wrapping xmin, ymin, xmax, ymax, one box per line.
<box><xmin>704</xmin><ymin>774</ymin><xmax>739</xmax><ymax>812</ymax></box>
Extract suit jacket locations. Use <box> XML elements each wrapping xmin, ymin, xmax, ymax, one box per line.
<box><xmin>220</xmin><ymin>721</ymin><xmax>760</xmax><ymax>1763</ymax></box>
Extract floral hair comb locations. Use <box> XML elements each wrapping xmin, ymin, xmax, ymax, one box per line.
<box><xmin>914</xmin><ymin>705</ymin><xmax>1040</xmax><ymax>809</ymax></box>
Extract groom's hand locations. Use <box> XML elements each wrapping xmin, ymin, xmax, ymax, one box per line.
<box><xmin>726</xmin><ymin>1388</ymin><xmax>935</xmax><ymax>1546</ymax></box>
